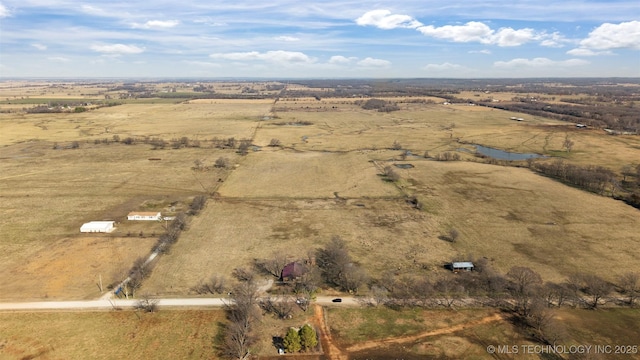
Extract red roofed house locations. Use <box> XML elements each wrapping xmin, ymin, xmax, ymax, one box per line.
<box><xmin>281</xmin><ymin>262</ymin><xmax>307</xmax><ymax>281</ymax></box>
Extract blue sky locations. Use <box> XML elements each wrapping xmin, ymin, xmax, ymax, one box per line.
<box><xmin>0</xmin><ymin>0</ymin><xmax>638</xmax><ymax>78</ymax></box>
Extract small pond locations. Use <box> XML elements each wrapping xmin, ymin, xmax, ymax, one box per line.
<box><xmin>474</xmin><ymin>145</ymin><xmax>545</xmax><ymax>161</ymax></box>
<box><xmin>394</xmin><ymin>163</ymin><xmax>415</xmax><ymax>169</ymax></box>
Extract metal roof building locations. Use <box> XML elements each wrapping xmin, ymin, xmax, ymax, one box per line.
<box><xmin>451</xmin><ymin>262</ymin><xmax>474</xmax><ymax>272</ymax></box>
<box><xmin>80</xmin><ymin>221</ymin><xmax>115</xmax><ymax>233</ymax></box>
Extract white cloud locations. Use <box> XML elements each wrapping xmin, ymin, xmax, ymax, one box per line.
<box><xmin>417</xmin><ymin>21</ymin><xmax>492</xmax><ymax>43</ymax></box>
<box><xmin>0</xmin><ymin>2</ymin><xmax>10</xmax><ymax>18</ymax></box>
<box><xmin>210</xmin><ymin>50</ymin><xmax>314</xmax><ymax>64</ymax></box>
<box><xmin>579</xmin><ymin>21</ymin><xmax>640</xmax><ymax>50</ymax></box>
<box><xmin>469</xmin><ymin>49</ymin><xmax>491</xmax><ymax>54</ymax></box>
<box><xmin>423</xmin><ymin>62</ymin><xmax>463</xmax><ymax>71</ymax></box>
<box><xmin>275</xmin><ymin>36</ymin><xmax>300</xmax><ymax>42</ymax></box>
<box><xmin>356</xmin><ymin>10</ymin><xmax>541</xmax><ymax>47</ymax></box>
<box><xmin>81</xmin><ymin>4</ymin><xmax>107</xmax><ymax>16</ymax></box>
<box><xmin>193</xmin><ymin>17</ymin><xmax>227</xmax><ymax>27</ymax></box>
<box><xmin>329</xmin><ymin>55</ymin><xmax>357</xmax><ymax>64</ymax></box>
<box><xmin>491</xmin><ymin>27</ymin><xmax>537</xmax><ymax>47</ymax></box>
<box><xmin>32</xmin><ymin>43</ymin><xmax>47</xmax><ymax>50</ymax></box>
<box><xmin>132</xmin><ymin>20</ymin><xmax>180</xmax><ymax>29</ymax></box>
<box><xmin>494</xmin><ymin>57</ymin><xmax>589</xmax><ymax>68</ymax></box>
<box><xmin>357</xmin><ymin>57</ymin><xmax>391</xmax><ymax>67</ymax></box>
<box><xmin>417</xmin><ymin>22</ymin><xmax>538</xmax><ymax>46</ymax></box>
<box><xmin>48</xmin><ymin>56</ymin><xmax>70</xmax><ymax>62</ymax></box>
<box><xmin>90</xmin><ymin>44</ymin><xmax>145</xmax><ymax>54</ymax></box>
<box><xmin>539</xmin><ymin>32</ymin><xmax>569</xmax><ymax>48</ymax></box>
<box><xmin>566</xmin><ymin>48</ymin><xmax>613</xmax><ymax>56</ymax></box>
<box><xmin>356</xmin><ymin>10</ymin><xmax>422</xmax><ymax>30</ymax></box>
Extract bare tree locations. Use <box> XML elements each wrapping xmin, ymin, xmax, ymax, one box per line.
<box><xmin>255</xmin><ymin>252</ymin><xmax>289</xmax><ymax>278</ymax></box>
<box><xmin>370</xmin><ymin>285</ymin><xmax>389</xmax><ymax>306</ymax></box>
<box><xmin>542</xmin><ymin>281</ymin><xmax>571</xmax><ymax>307</ymax></box>
<box><xmin>447</xmin><ymin>228</ymin><xmax>460</xmax><ymax>243</ymax></box>
<box><xmin>563</xmin><ymin>136</ymin><xmax>575</xmax><ymax>153</ymax></box>
<box><xmin>582</xmin><ymin>273</ymin><xmax>613</xmax><ymax>309</ymax></box>
<box><xmin>135</xmin><ymin>293</ymin><xmax>159</xmax><ymax>313</ymax></box>
<box><xmin>223</xmin><ymin>282</ymin><xmax>260</xmax><ymax>359</ymax></box>
<box><xmin>268</xmin><ymin>138</ymin><xmax>281</xmax><ymax>147</ymax></box>
<box><xmin>434</xmin><ymin>276</ymin><xmax>464</xmax><ymax>308</ymax></box>
<box><xmin>618</xmin><ymin>272</ymin><xmax>639</xmax><ymax>306</ymax></box>
<box><xmin>259</xmin><ymin>296</ymin><xmax>295</xmax><ymax>319</ymax></box>
<box><xmin>316</xmin><ymin>236</ymin><xmax>367</xmax><ymax>292</ymax></box>
<box><xmin>621</xmin><ymin>164</ymin><xmax>636</xmax><ymax>182</ymax></box>
<box><xmin>293</xmin><ymin>267</ymin><xmax>321</xmax><ymax>311</ymax></box>
<box><xmin>215</xmin><ymin>157</ymin><xmax>230</xmax><ymax>169</ymax></box>
<box><xmin>193</xmin><ymin>274</ymin><xmax>227</xmax><ymax>295</ymax></box>
<box><xmin>565</xmin><ymin>273</ymin><xmax>586</xmax><ymax>308</ymax></box>
<box><xmin>528</xmin><ymin>298</ymin><xmax>554</xmax><ymax>334</ymax></box>
<box><xmin>189</xmin><ymin>195</ymin><xmax>207</xmax><ymax>215</ymax></box>
<box><xmin>383</xmin><ymin>165</ymin><xmax>400</xmax><ymax>182</ymax></box>
<box><xmin>237</xmin><ymin>140</ymin><xmax>251</xmax><ymax>155</ymax></box>
<box><xmin>340</xmin><ymin>263</ymin><xmax>368</xmax><ymax>293</ymax></box>
<box><xmin>506</xmin><ymin>266</ymin><xmax>543</xmax><ymax>316</ymax></box>
<box><xmin>232</xmin><ymin>267</ymin><xmax>255</xmax><ymax>283</ymax></box>
<box><xmin>193</xmin><ymin>159</ymin><xmax>203</xmax><ymax>171</ymax></box>
<box><xmin>412</xmin><ymin>278</ymin><xmax>433</xmax><ymax>307</ymax></box>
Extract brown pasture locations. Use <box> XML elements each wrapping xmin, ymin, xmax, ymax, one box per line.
<box><xmin>0</xmin><ymin>83</ymin><xmax>638</xmax><ymax>302</ymax></box>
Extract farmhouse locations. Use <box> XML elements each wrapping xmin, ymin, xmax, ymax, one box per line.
<box><xmin>127</xmin><ymin>211</ymin><xmax>162</xmax><ymax>221</ymax></box>
<box><xmin>80</xmin><ymin>221</ymin><xmax>115</xmax><ymax>233</ymax></box>
<box><xmin>281</xmin><ymin>262</ymin><xmax>307</xmax><ymax>281</ymax></box>
<box><xmin>451</xmin><ymin>261</ymin><xmax>474</xmax><ymax>272</ymax></box>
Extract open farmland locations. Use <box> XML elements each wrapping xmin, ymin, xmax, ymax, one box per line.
<box><xmin>0</xmin><ymin>80</ymin><xmax>639</xmax><ymax>359</ymax></box>
<box><xmin>0</xmin><ymin>93</ymin><xmax>272</xmax><ymax>301</ymax></box>
<box><xmin>1</xmin><ymin>81</ymin><xmax>639</xmax><ymax>301</ymax></box>
<box><xmin>0</xmin><ymin>310</ymin><xmax>225</xmax><ymax>359</ymax></box>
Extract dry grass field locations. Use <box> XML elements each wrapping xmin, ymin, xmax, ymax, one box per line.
<box><xmin>0</xmin><ymin>81</ymin><xmax>639</xmax><ymax>359</ymax></box>
<box><xmin>1</xmin><ymin>306</ymin><xmax>637</xmax><ymax>360</ymax></box>
<box><xmin>328</xmin><ymin>307</ymin><xmax>640</xmax><ymax>359</ymax></box>
<box><xmin>0</xmin><ymin>140</ymin><xmax>237</xmax><ymax>300</ymax></box>
<box><xmin>398</xmin><ymin>160</ymin><xmax>640</xmax><ymax>282</ymax></box>
<box><xmin>0</xmin><ymin>310</ymin><xmax>225</xmax><ymax>359</ymax></box>
<box><xmin>1</xmin><ymin>81</ymin><xmax>639</xmax><ymax>296</ymax></box>
<box><xmin>0</xmin><ymin>98</ymin><xmax>268</xmax><ymax>300</ymax></box>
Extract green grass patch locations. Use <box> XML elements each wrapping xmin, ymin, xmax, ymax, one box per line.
<box><xmin>327</xmin><ymin>307</ymin><xmax>426</xmax><ymax>343</ymax></box>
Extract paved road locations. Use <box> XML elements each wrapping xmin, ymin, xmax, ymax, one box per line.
<box><xmin>0</xmin><ymin>296</ymin><xmax>359</xmax><ymax>311</ymax></box>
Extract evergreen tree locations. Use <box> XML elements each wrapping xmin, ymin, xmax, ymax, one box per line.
<box><xmin>299</xmin><ymin>324</ymin><xmax>318</xmax><ymax>351</ymax></box>
<box><xmin>283</xmin><ymin>327</ymin><xmax>301</xmax><ymax>353</ymax></box>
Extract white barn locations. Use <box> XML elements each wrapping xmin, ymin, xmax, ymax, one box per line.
<box><xmin>127</xmin><ymin>211</ymin><xmax>162</xmax><ymax>221</ymax></box>
<box><xmin>80</xmin><ymin>221</ymin><xmax>115</xmax><ymax>233</ymax></box>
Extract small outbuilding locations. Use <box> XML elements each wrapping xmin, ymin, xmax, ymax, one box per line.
<box><xmin>451</xmin><ymin>261</ymin><xmax>474</xmax><ymax>273</ymax></box>
<box><xmin>80</xmin><ymin>221</ymin><xmax>115</xmax><ymax>233</ymax></box>
<box><xmin>127</xmin><ymin>211</ymin><xmax>162</xmax><ymax>221</ymax></box>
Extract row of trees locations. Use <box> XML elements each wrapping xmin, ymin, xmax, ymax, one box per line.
<box><xmin>533</xmin><ymin>159</ymin><xmax>617</xmax><ymax>195</ymax></box>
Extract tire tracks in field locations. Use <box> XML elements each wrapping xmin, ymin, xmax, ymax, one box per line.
<box><xmin>345</xmin><ymin>312</ymin><xmax>505</xmax><ymax>353</ymax></box>
<box><xmin>312</xmin><ymin>304</ymin><xmax>349</xmax><ymax>360</ymax></box>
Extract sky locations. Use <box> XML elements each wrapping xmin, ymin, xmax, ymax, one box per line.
<box><xmin>0</xmin><ymin>0</ymin><xmax>639</xmax><ymax>78</ymax></box>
